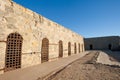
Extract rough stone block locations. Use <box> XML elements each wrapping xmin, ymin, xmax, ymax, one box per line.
<box><xmin>7</xmin><ymin>24</ymin><xmax>17</xmax><ymax>29</ymax></box>
<box><xmin>5</xmin><ymin>5</ymin><xmax>14</xmax><ymax>13</ymax></box>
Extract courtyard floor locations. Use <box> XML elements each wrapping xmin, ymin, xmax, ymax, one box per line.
<box><xmin>0</xmin><ymin>51</ymin><xmax>120</xmax><ymax>80</ymax></box>
<box><xmin>0</xmin><ymin>52</ymin><xmax>88</xmax><ymax>80</ymax></box>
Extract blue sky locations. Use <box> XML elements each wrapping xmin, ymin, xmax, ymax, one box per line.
<box><xmin>13</xmin><ymin>0</ymin><xmax>120</xmax><ymax>38</ymax></box>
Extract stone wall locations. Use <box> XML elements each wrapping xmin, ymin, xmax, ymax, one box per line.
<box><xmin>84</xmin><ymin>36</ymin><xmax>120</xmax><ymax>50</ymax></box>
<box><xmin>0</xmin><ymin>0</ymin><xmax>84</xmax><ymax>74</ymax></box>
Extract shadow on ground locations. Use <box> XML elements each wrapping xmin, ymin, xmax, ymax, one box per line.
<box><xmin>102</xmin><ymin>50</ymin><xmax>120</xmax><ymax>62</ymax></box>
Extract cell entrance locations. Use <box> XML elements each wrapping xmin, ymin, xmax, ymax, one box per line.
<box><xmin>59</xmin><ymin>40</ymin><xmax>63</xmax><ymax>58</ymax></box>
<box><xmin>41</xmin><ymin>38</ymin><xmax>49</xmax><ymax>63</ymax></box>
<box><xmin>82</xmin><ymin>44</ymin><xmax>84</xmax><ymax>52</ymax></box>
<box><xmin>68</xmin><ymin>42</ymin><xmax>71</xmax><ymax>56</ymax></box>
<box><xmin>78</xmin><ymin>43</ymin><xmax>80</xmax><ymax>53</ymax></box>
<box><xmin>5</xmin><ymin>33</ymin><xmax>23</xmax><ymax>72</ymax></box>
<box><xmin>74</xmin><ymin>43</ymin><xmax>77</xmax><ymax>54</ymax></box>
<box><xmin>90</xmin><ymin>44</ymin><xmax>93</xmax><ymax>50</ymax></box>
<box><xmin>108</xmin><ymin>44</ymin><xmax>112</xmax><ymax>50</ymax></box>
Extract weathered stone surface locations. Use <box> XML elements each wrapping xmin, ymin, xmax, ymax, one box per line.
<box><xmin>5</xmin><ymin>5</ymin><xmax>14</xmax><ymax>13</ymax></box>
<box><xmin>0</xmin><ymin>0</ymin><xmax>84</xmax><ymax>74</ymax></box>
<box><xmin>0</xmin><ymin>43</ymin><xmax>6</xmax><ymax>73</ymax></box>
<box><xmin>85</xmin><ymin>36</ymin><xmax>120</xmax><ymax>50</ymax></box>
<box><xmin>0</xmin><ymin>10</ymin><xmax>5</xmax><ymax>17</ymax></box>
<box><xmin>5</xmin><ymin>17</ymin><xmax>16</xmax><ymax>23</ymax></box>
<box><xmin>7</xmin><ymin>24</ymin><xmax>17</xmax><ymax>29</ymax></box>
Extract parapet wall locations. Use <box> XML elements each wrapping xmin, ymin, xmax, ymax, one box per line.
<box><xmin>0</xmin><ymin>0</ymin><xmax>84</xmax><ymax>74</ymax></box>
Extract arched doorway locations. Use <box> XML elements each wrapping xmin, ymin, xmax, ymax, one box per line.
<box><xmin>78</xmin><ymin>43</ymin><xmax>80</xmax><ymax>53</ymax></box>
<box><xmin>59</xmin><ymin>40</ymin><xmax>63</xmax><ymax>58</ymax></box>
<box><xmin>74</xmin><ymin>43</ymin><xmax>77</xmax><ymax>54</ymax></box>
<box><xmin>68</xmin><ymin>42</ymin><xmax>71</xmax><ymax>56</ymax></box>
<box><xmin>41</xmin><ymin>38</ymin><xmax>49</xmax><ymax>63</ymax></box>
<box><xmin>5</xmin><ymin>33</ymin><xmax>23</xmax><ymax>72</ymax></box>
<box><xmin>82</xmin><ymin>44</ymin><xmax>84</xmax><ymax>52</ymax></box>
<box><xmin>108</xmin><ymin>44</ymin><xmax>112</xmax><ymax>50</ymax></box>
<box><xmin>90</xmin><ymin>44</ymin><xmax>93</xmax><ymax>50</ymax></box>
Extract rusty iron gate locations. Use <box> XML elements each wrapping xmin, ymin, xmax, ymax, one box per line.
<box><xmin>5</xmin><ymin>33</ymin><xmax>23</xmax><ymax>72</ymax></box>
<box><xmin>68</xmin><ymin>42</ymin><xmax>71</xmax><ymax>56</ymax></box>
<box><xmin>41</xmin><ymin>38</ymin><xmax>49</xmax><ymax>63</ymax></box>
<box><xmin>59</xmin><ymin>40</ymin><xmax>63</xmax><ymax>58</ymax></box>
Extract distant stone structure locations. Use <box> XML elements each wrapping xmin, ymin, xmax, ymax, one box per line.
<box><xmin>0</xmin><ymin>0</ymin><xmax>84</xmax><ymax>74</ymax></box>
<box><xmin>84</xmin><ymin>36</ymin><xmax>120</xmax><ymax>51</ymax></box>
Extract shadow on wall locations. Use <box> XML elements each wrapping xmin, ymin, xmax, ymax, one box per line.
<box><xmin>86</xmin><ymin>44</ymin><xmax>120</xmax><ymax>51</ymax></box>
<box><xmin>101</xmin><ymin>50</ymin><xmax>120</xmax><ymax>62</ymax></box>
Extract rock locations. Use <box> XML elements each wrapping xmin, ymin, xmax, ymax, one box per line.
<box><xmin>7</xmin><ymin>24</ymin><xmax>17</xmax><ymax>29</ymax></box>
<box><xmin>5</xmin><ymin>17</ymin><xmax>16</xmax><ymax>24</ymax></box>
<box><xmin>5</xmin><ymin>5</ymin><xmax>14</xmax><ymax>13</ymax></box>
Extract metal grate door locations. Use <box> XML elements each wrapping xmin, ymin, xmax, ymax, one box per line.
<box><xmin>5</xmin><ymin>33</ymin><xmax>23</xmax><ymax>72</ymax></box>
<box><xmin>41</xmin><ymin>38</ymin><xmax>49</xmax><ymax>63</ymax></box>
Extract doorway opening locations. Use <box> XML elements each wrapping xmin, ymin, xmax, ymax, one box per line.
<box><xmin>78</xmin><ymin>43</ymin><xmax>80</xmax><ymax>53</ymax></box>
<box><xmin>5</xmin><ymin>33</ymin><xmax>23</xmax><ymax>72</ymax></box>
<box><xmin>68</xmin><ymin>42</ymin><xmax>71</xmax><ymax>56</ymax></box>
<box><xmin>74</xmin><ymin>43</ymin><xmax>77</xmax><ymax>54</ymax></box>
<box><xmin>108</xmin><ymin>44</ymin><xmax>112</xmax><ymax>50</ymax></box>
<box><xmin>59</xmin><ymin>40</ymin><xmax>63</xmax><ymax>58</ymax></box>
<box><xmin>90</xmin><ymin>44</ymin><xmax>93</xmax><ymax>50</ymax></box>
<box><xmin>41</xmin><ymin>38</ymin><xmax>49</xmax><ymax>63</ymax></box>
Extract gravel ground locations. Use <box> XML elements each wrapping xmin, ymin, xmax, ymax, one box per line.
<box><xmin>43</xmin><ymin>51</ymin><xmax>120</xmax><ymax>80</ymax></box>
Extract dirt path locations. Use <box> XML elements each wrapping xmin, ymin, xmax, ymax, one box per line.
<box><xmin>44</xmin><ymin>51</ymin><xmax>120</xmax><ymax>80</ymax></box>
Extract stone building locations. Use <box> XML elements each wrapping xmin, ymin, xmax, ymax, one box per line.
<box><xmin>0</xmin><ymin>0</ymin><xmax>84</xmax><ymax>74</ymax></box>
<box><xmin>84</xmin><ymin>36</ymin><xmax>120</xmax><ymax>51</ymax></box>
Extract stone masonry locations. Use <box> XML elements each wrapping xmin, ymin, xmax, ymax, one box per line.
<box><xmin>0</xmin><ymin>0</ymin><xmax>84</xmax><ymax>74</ymax></box>
<box><xmin>84</xmin><ymin>36</ymin><xmax>120</xmax><ymax>50</ymax></box>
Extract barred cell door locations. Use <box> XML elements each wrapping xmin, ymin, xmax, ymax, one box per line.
<box><xmin>5</xmin><ymin>33</ymin><xmax>23</xmax><ymax>72</ymax></box>
<box><xmin>74</xmin><ymin>43</ymin><xmax>77</xmax><ymax>54</ymax></box>
<box><xmin>41</xmin><ymin>38</ymin><xmax>49</xmax><ymax>63</ymax></box>
<box><xmin>68</xmin><ymin>42</ymin><xmax>71</xmax><ymax>56</ymax></box>
<box><xmin>59</xmin><ymin>40</ymin><xmax>63</xmax><ymax>58</ymax></box>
